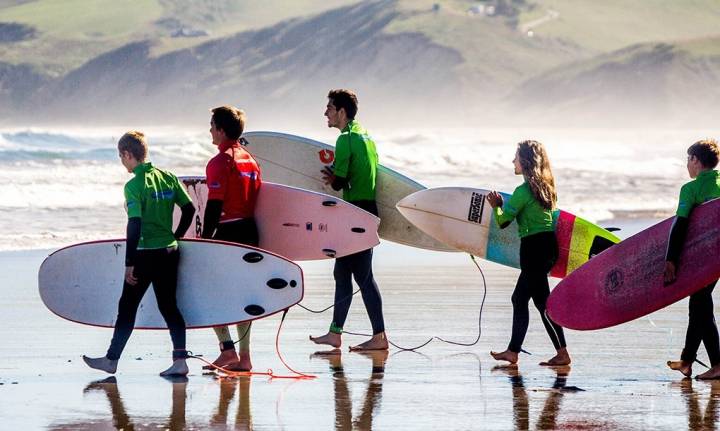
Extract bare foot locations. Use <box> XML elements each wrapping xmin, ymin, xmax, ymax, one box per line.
<box><xmin>490</xmin><ymin>349</ymin><xmax>518</xmax><ymax>364</ymax></box>
<box><xmin>83</xmin><ymin>355</ymin><xmax>118</xmax><ymax>374</ymax></box>
<box><xmin>310</xmin><ymin>332</ymin><xmax>342</xmax><ymax>348</ymax></box>
<box><xmin>160</xmin><ymin>359</ymin><xmax>189</xmax><ymax>376</ymax></box>
<box><xmin>696</xmin><ymin>364</ymin><xmax>720</xmax><ymax>380</ymax></box>
<box><xmin>349</xmin><ymin>333</ymin><xmax>388</xmax><ymax>351</ymax></box>
<box><xmin>540</xmin><ymin>348</ymin><xmax>572</xmax><ymax>366</ymax></box>
<box><xmin>224</xmin><ymin>352</ymin><xmax>252</xmax><ymax>372</ymax></box>
<box><xmin>202</xmin><ymin>348</ymin><xmax>238</xmax><ymax>370</ymax></box>
<box><xmin>667</xmin><ymin>360</ymin><xmax>693</xmax><ymax>377</ymax></box>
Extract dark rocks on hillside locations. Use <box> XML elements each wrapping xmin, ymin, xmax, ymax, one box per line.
<box><xmin>0</xmin><ymin>22</ymin><xmax>36</xmax><ymax>43</ymax></box>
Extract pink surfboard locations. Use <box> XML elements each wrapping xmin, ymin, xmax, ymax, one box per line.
<box><xmin>175</xmin><ymin>177</ymin><xmax>380</xmax><ymax>261</ymax></box>
<box><xmin>547</xmin><ymin>198</ymin><xmax>720</xmax><ymax>330</ymax></box>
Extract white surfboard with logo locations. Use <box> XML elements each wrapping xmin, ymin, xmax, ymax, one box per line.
<box><xmin>38</xmin><ymin>239</ymin><xmax>303</xmax><ymax>329</ymax></box>
<box><xmin>242</xmin><ymin>131</ymin><xmax>456</xmax><ymax>252</ymax></box>
<box><xmin>176</xmin><ymin>178</ymin><xmax>380</xmax><ymax>260</ymax></box>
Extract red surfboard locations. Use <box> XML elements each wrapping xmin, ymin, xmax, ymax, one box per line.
<box><xmin>547</xmin><ymin>198</ymin><xmax>720</xmax><ymax>330</ymax></box>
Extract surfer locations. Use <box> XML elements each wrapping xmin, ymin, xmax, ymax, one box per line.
<box><xmin>201</xmin><ymin>106</ymin><xmax>262</xmax><ymax>372</ymax></box>
<box><xmin>83</xmin><ymin>131</ymin><xmax>196</xmax><ymax>376</ymax></box>
<box><xmin>665</xmin><ymin>139</ymin><xmax>720</xmax><ymax>379</ymax></box>
<box><xmin>310</xmin><ymin>89</ymin><xmax>388</xmax><ymax>351</ymax></box>
<box><xmin>486</xmin><ymin>140</ymin><xmax>570</xmax><ymax>366</ymax></box>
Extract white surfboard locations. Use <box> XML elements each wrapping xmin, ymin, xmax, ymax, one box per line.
<box><xmin>397</xmin><ymin>187</ymin><xmax>620</xmax><ymax>278</ymax></box>
<box><xmin>242</xmin><ymin>131</ymin><xmax>456</xmax><ymax>252</ymax></box>
<box><xmin>176</xmin><ymin>178</ymin><xmax>380</xmax><ymax>260</ymax></box>
<box><xmin>38</xmin><ymin>239</ymin><xmax>303</xmax><ymax>329</ymax></box>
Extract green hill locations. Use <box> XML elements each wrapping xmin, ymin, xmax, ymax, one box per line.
<box><xmin>1</xmin><ymin>0</ymin><xmax>719</xmax><ymax>126</ymax></box>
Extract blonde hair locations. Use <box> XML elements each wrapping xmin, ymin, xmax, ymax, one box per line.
<box><xmin>118</xmin><ymin>131</ymin><xmax>147</xmax><ymax>161</ymax></box>
<box><xmin>517</xmin><ymin>140</ymin><xmax>556</xmax><ymax>210</ymax></box>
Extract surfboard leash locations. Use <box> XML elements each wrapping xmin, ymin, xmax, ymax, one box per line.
<box><xmin>433</xmin><ymin>254</ymin><xmax>487</xmax><ymax>347</ymax></box>
<box><xmin>186</xmin><ymin>310</ymin><xmax>316</xmax><ymax>380</ymax></box>
<box><xmin>296</xmin><ymin>289</ymin><xmax>361</xmax><ymax>313</ymax></box>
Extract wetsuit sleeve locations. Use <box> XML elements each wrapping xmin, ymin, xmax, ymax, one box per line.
<box><xmin>493</xmin><ymin>187</ymin><xmax>526</xmax><ymax>229</ymax></box>
<box><xmin>173</xmin><ymin>177</ymin><xmax>192</xmax><ymax>207</ymax></box>
<box><xmin>665</xmin><ymin>216</ymin><xmax>689</xmax><ymax>265</ymax></box>
<box><xmin>124</xmin><ymin>183</ymin><xmax>142</xmax><ymax>219</ymax></box>
<box><xmin>206</xmin><ymin>156</ymin><xmax>228</xmax><ymax>201</ymax></box>
<box><xmin>201</xmin><ymin>199</ymin><xmax>223</xmax><ymax>239</ymax></box>
<box><xmin>675</xmin><ymin>183</ymin><xmax>695</xmax><ymax>218</ymax></box>
<box><xmin>330</xmin><ymin>175</ymin><xmax>349</xmax><ymax>191</ymax></box>
<box><xmin>174</xmin><ymin>202</ymin><xmax>195</xmax><ymax>239</ymax></box>
<box><xmin>125</xmin><ymin>217</ymin><xmax>141</xmax><ymax>266</ymax></box>
<box><xmin>333</xmin><ymin>134</ymin><xmax>351</xmax><ymax>180</ymax></box>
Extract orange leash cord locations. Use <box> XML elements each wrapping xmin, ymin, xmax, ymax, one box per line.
<box><xmin>188</xmin><ymin>309</ymin><xmax>316</xmax><ymax>380</ymax></box>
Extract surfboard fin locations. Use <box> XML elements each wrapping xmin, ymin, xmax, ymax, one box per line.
<box><xmin>604</xmin><ymin>227</ymin><xmax>621</xmax><ymax>232</ymax></box>
<box><xmin>322</xmin><ymin>249</ymin><xmax>337</xmax><ymax>258</ymax></box>
<box><xmin>322</xmin><ymin>200</ymin><xmax>338</xmax><ymax>207</ymax></box>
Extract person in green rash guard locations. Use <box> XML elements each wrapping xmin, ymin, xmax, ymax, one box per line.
<box><xmin>83</xmin><ymin>131</ymin><xmax>195</xmax><ymax>376</ymax></box>
<box><xmin>309</xmin><ymin>89</ymin><xmax>388</xmax><ymax>352</ymax></box>
<box><xmin>486</xmin><ymin>140</ymin><xmax>571</xmax><ymax>366</ymax></box>
<box><xmin>665</xmin><ymin>139</ymin><xmax>720</xmax><ymax>380</ymax></box>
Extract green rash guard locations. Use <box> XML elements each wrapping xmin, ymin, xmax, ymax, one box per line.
<box><xmin>493</xmin><ymin>182</ymin><xmax>554</xmax><ymax>238</ymax></box>
<box><xmin>124</xmin><ymin>162</ymin><xmax>192</xmax><ymax>249</ymax></box>
<box><xmin>676</xmin><ymin>170</ymin><xmax>720</xmax><ymax>218</ymax></box>
<box><xmin>333</xmin><ymin>120</ymin><xmax>378</xmax><ymax>202</ymax></box>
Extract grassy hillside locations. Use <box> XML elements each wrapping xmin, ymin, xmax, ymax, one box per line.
<box><xmin>0</xmin><ymin>0</ymin><xmax>359</xmax><ymax>73</ymax></box>
<box><xmin>1</xmin><ymin>0</ymin><xmax>720</xmax><ymax>126</ymax></box>
<box><xmin>516</xmin><ymin>0</ymin><xmax>720</xmax><ymax>52</ymax></box>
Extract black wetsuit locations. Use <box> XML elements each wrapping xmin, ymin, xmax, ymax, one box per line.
<box><xmin>330</xmin><ymin>199</ymin><xmax>385</xmax><ymax>335</ymax></box>
<box><xmin>508</xmin><ymin>231</ymin><xmax>567</xmax><ymax>353</ymax></box>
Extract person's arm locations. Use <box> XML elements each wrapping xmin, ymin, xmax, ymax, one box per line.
<box><xmin>321</xmin><ymin>166</ymin><xmax>349</xmax><ymax>191</ymax></box>
<box><xmin>123</xmin><ymin>182</ymin><xmax>143</xmax><ymax>285</ymax></box>
<box><xmin>491</xmin><ymin>187</ymin><xmax>526</xmax><ymax>229</ymax></box>
<box><xmin>203</xmin><ymin>156</ymin><xmax>228</xmax><ymax>239</ymax></box>
<box><xmin>172</xmin><ymin>177</ymin><xmax>195</xmax><ymax>238</ymax></box>
<box><xmin>125</xmin><ymin>217</ymin><xmax>141</xmax><ymax>266</ymax></box>
<box><xmin>323</xmin><ymin>135</ymin><xmax>351</xmax><ymax>191</ymax></box>
<box><xmin>174</xmin><ymin>202</ymin><xmax>195</xmax><ymax>239</ymax></box>
<box><xmin>201</xmin><ymin>199</ymin><xmax>223</xmax><ymax>239</ymax></box>
<box><xmin>664</xmin><ymin>184</ymin><xmax>694</xmax><ymax>284</ymax></box>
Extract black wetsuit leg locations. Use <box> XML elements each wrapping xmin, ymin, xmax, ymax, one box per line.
<box><xmin>681</xmin><ymin>280</ymin><xmax>720</xmax><ymax>366</ymax></box>
<box><xmin>508</xmin><ymin>231</ymin><xmax>566</xmax><ymax>353</ymax></box>
<box><xmin>331</xmin><ymin>249</ymin><xmax>385</xmax><ymax>334</ymax></box>
<box><xmin>213</xmin><ymin>218</ymin><xmax>259</xmax><ymax>246</ymax></box>
<box><xmin>106</xmin><ymin>248</ymin><xmax>186</xmax><ymax>360</ymax></box>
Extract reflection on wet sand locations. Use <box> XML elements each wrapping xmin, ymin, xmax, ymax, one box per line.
<box><xmin>210</xmin><ymin>375</ymin><xmax>253</xmax><ymax>430</ymax></box>
<box><xmin>312</xmin><ymin>349</ymin><xmax>388</xmax><ymax>431</ymax></box>
<box><xmin>493</xmin><ymin>365</ymin><xmax>576</xmax><ymax>430</ymax></box>
<box><xmin>50</xmin><ymin>374</ymin><xmax>253</xmax><ymax>430</ymax></box>
<box><xmin>674</xmin><ymin>378</ymin><xmax>720</xmax><ymax>430</ymax></box>
<box><xmin>50</xmin><ymin>375</ymin><xmax>189</xmax><ymax>430</ymax></box>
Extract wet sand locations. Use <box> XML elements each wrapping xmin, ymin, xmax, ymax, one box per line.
<box><xmin>1</xmin><ymin>232</ymin><xmax>718</xmax><ymax>430</ymax></box>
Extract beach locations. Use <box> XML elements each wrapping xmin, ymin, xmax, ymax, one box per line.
<box><xmin>1</xmin><ymin>229</ymin><xmax>718</xmax><ymax>430</ymax></box>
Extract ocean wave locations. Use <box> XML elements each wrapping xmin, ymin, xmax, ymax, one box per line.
<box><xmin>0</xmin><ymin>127</ymin><xmax>715</xmax><ymax>250</ymax></box>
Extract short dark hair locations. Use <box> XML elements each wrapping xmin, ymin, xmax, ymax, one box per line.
<box><xmin>211</xmin><ymin>106</ymin><xmax>246</xmax><ymax>141</ymax></box>
<box><xmin>328</xmin><ymin>89</ymin><xmax>358</xmax><ymax>120</ymax></box>
<box><xmin>688</xmin><ymin>139</ymin><xmax>720</xmax><ymax>169</ymax></box>
<box><xmin>118</xmin><ymin>131</ymin><xmax>147</xmax><ymax>161</ymax></box>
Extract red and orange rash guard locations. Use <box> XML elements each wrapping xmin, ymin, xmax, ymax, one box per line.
<box><xmin>205</xmin><ymin>141</ymin><xmax>262</xmax><ymax>221</ymax></box>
